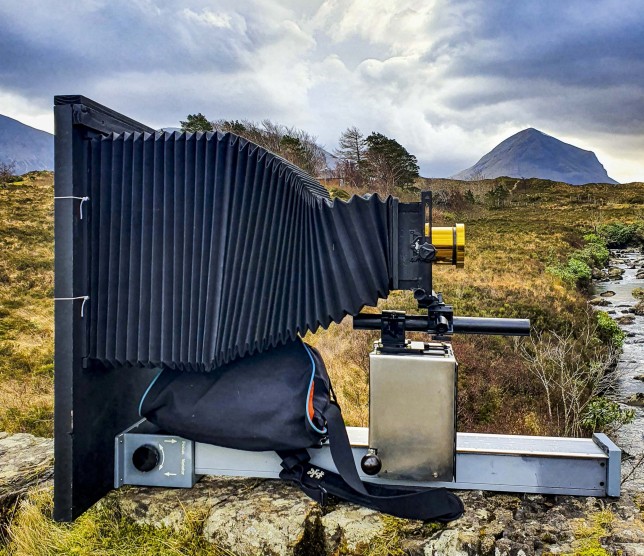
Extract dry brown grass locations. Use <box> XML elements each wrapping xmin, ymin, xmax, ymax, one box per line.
<box><xmin>0</xmin><ymin>172</ymin><xmax>54</xmax><ymax>435</ymax></box>
<box><xmin>310</xmin><ymin>178</ymin><xmax>644</xmax><ymax>435</ymax></box>
<box><xmin>0</xmin><ymin>173</ymin><xmax>642</xmax><ymax>437</ymax></box>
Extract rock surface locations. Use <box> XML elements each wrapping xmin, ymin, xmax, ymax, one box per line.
<box><xmin>590</xmin><ymin>296</ymin><xmax>612</xmax><ymax>306</ymax></box>
<box><xmin>0</xmin><ymin>432</ymin><xmax>53</xmax><ymax>533</ymax></box>
<box><xmin>113</xmin><ymin>483</ymin><xmax>644</xmax><ymax>555</ymax></box>
<box><xmin>2</xmin><ymin>431</ymin><xmax>644</xmax><ymax>555</ymax></box>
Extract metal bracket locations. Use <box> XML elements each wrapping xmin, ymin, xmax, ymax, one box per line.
<box><xmin>115</xmin><ymin>420</ymin><xmax>197</xmax><ymax>489</ymax></box>
<box><xmin>115</xmin><ymin>423</ymin><xmax>619</xmax><ymax>497</ymax></box>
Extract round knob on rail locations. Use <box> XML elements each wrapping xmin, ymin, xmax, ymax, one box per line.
<box><xmin>132</xmin><ymin>444</ymin><xmax>160</xmax><ymax>472</ymax></box>
<box><xmin>361</xmin><ymin>449</ymin><xmax>382</xmax><ymax>476</ymax></box>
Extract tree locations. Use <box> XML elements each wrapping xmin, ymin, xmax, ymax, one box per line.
<box><xmin>334</xmin><ymin>127</ymin><xmax>368</xmax><ymax>187</ymax></box>
<box><xmin>364</xmin><ymin>132</ymin><xmax>419</xmax><ymax>193</ymax></box>
<box><xmin>0</xmin><ymin>161</ymin><xmax>16</xmax><ymax>185</ymax></box>
<box><xmin>180</xmin><ymin>113</ymin><xmax>214</xmax><ymax>132</ymax></box>
<box><xmin>212</xmin><ymin>118</ymin><xmax>326</xmax><ymax>176</ymax></box>
<box><xmin>335</xmin><ymin>127</ymin><xmax>367</xmax><ymax>166</ymax></box>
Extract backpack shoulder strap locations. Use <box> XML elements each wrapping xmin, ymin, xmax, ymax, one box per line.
<box><xmin>278</xmin><ymin>402</ymin><xmax>464</xmax><ymax>522</ymax></box>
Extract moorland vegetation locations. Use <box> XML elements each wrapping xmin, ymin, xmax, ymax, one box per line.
<box><xmin>1</xmin><ymin>171</ymin><xmax>642</xmax><ymax>439</ymax></box>
<box><xmin>1</xmin><ymin>167</ymin><xmax>644</xmax><ymax>555</ymax></box>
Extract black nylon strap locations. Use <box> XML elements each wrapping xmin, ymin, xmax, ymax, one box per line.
<box><xmin>278</xmin><ymin>403</ymin><xmax>464</xmax><ymax>522</ymax></box>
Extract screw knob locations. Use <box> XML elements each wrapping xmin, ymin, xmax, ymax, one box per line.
<box><xmin>132</xmin><ymin>444</ymin><xmax>160</xmax><ymax>472</ymax></box>
<box><xmin>361</xmin><ymin>449</ymin><xmax>382</xmax><ymax>475</ymax></box>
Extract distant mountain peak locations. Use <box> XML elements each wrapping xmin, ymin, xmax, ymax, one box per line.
<box><xmin>0</xmin><ymin>114</ymin><xmax>54</xmax><ymax>174</ymax></box>
<box><xmin>451</xmin><ymin>128</ymin><xmax>617</xmax><ymax>185</ymax></box>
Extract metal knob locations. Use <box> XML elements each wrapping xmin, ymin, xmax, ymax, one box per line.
<box><xmin>361</xmin><ymin>449</ymin><xmax>382</xmax><ymax>476</ymax></box>
<box><xmin>132</xmin><ymin>444</ymin><xmax>160</xmax><ymax>472</ymax></box>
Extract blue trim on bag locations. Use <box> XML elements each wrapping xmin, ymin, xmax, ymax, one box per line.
<box><xmin>303</xmin><ymin>343</ymin><xmax>328</xmax><ymax>435</ymax></box>
<box><xmin>138</xmin><ymin>368</ymin><xmax>164</xmax><ymax>417</ymax></box>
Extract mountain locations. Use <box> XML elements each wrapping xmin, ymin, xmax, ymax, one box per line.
<box><xmin>0</xmin><ymin>115</ymin><xmax>54</xmax><ymax>174</ymax></box>
<box><xmin>321</xmin><ymin>148</ymin><xmax>339</xmax><ymax>170</ymax></box>
<box><xmin>451</xmin><ymin>128</ymin><xmax>618</xmax><ymax>185</ymax></box>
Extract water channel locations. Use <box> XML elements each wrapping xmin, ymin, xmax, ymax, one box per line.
<box><xmin>593</xmin><ymin>249</ymin><xmax>644</xmax><ymax>491</ymax></box>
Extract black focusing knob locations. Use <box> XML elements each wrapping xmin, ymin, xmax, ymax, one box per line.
<box><xmin>132</xmin><ymin>444</ymin><xmax>160</xmax><ymax>472</ymax></box>
<box><xmin>361</xmin><ymin>449</ymin><xmax>382</xmax><ymax>476</ymax></box>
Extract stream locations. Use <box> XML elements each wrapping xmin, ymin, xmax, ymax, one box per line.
<box><xmin>593</xmin><ymin>248</ymin><xmax>644</xmax><ymax>491</ymax></box>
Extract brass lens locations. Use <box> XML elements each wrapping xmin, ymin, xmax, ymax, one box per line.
<box><xmin>423</xmin><ymin>223</ymin><xmax>465</xmax><ymax>267</ymax></box>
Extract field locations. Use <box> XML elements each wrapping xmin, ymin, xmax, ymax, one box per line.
<box><xmin>312</xmin><ymin>177</ymin><xmax>644</xmax><ymax>436</ymax></box>
<box><xmin>0</xmin><ymin>173</ymin><xmax>643</xmax><ymax>438</ymax></box>
<box><xmin>0</xmin><ymin>171</ymin><xmax>53</xmax><ymax>437</ymax></box>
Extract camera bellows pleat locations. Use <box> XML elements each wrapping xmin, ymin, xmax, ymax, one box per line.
<box><xmin>87</xmin><ymin>131</ymin><xmax>394</xmax><ymax>372</ymax></box>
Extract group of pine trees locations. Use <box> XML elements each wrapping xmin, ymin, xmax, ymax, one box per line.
<box><xmin>334</xmin><ymin>126</ymin><xmax>419</xmax><ymax>193</ymax></box>
<box><xmin>180</xmin><ymin>114</ymin><xmax>419</xmax><ymax>194</ymax></box>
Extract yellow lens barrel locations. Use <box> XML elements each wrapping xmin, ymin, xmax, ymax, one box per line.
<box><xmin>423</xmin><ymin>223</ymin><xmax>465</xmax><ymax>267</ymax></box>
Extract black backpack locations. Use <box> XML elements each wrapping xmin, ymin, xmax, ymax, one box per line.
<box><xmin>140</xmin><ymin>337</ymin><xmax>464</xmax><ymax>522</ymax></box>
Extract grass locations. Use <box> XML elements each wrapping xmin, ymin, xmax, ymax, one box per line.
<box><xmin>311</xmin><ymin>177</ymin><xmax>644</xmax><ymax>435</ymax></box>
<box><xmin>1</xmin><ymin>172</ymin><xmax>643</xmax><ymax>553</ymax></box>
<box><xmin>0</xmin><ymin>172</ymin><xmax>54</xmax><ymax>436</ymax></box>
<box><xmin>0</xmin><ymin>488</ymin><xmax>224</xmax><ymax>556</ymax></box>
<box><xmin>1</xmin><ymin>173</ymin><xmax>643</xmax><ymax>437</ymax></box>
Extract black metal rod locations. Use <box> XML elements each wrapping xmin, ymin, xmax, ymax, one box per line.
<box><xmin>353</xmin><ymin>314</ymin><xmax>531</xmax><ymax>336</ymax></box>
<box><xmin>452</xmin><ymin>317</ymin><xmax>530</xmax><ymax>336</ymax></box>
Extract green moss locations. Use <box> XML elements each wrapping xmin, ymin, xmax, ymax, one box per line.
<box><xmin>363</xmin><ymin>516</ymin><xmax>416</xmax><ymax>556</ymax></box>
<box><xmin>571</xmin><ymin>509</ymin><xmax>615</xmax><ymax>556</ymax></box>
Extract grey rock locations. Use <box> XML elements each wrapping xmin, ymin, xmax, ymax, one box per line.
<box><xmin>590</xmin><ymin>297</ymin><xmax>612</xmax><ymax>306</ymax></box>
<box><xmin>321</xmin><ymin>506</ymin><xmax>385</xmax><ymax>553</ymax></box>
<box><xmin>626</xmin><ymin>393</ymin><xmax>644</xmax><ymax>407</ymax></box>
<box><xmin>617</xmin><ymin>315</ymin><xmax>636</xmax><ymax>325</ymax></box>
<box><xmin>3</xmin><ymin>433</ymin><xmax>644</xmax><ymax>556</ymax></box>
<box><xmin>608</xmin><ymin>267</ymin><xmax>626</xmax><ymax>278</ymax></box>
<box><xmin>115</xmin><ymin>475</ymin><xmax>259</xmax><ymax>531</ymax></box>
<box><xmin>423</xmin><ymin>529</ymin><xmax>471</xmax><ymax>555</ymax></box>
<box><xmin>600</xmin><ymin>290</ymin><xmax>616</xmax><ymax>297</ymax></box>
<box><xmin>202</xmin><ymin>480</ymin><xmax>321</xmax><ymax>556</ymax></box>
<box><xmin>592</xmin><ymin>269</ymin><xmax>608</xmax><ymax>280</ymax></box>
<box><xmin>617</xmin><ymin>543</ymin><xmax>644</xmax><ymax>556</ymax></box>
<box><xmin>0</xmin><ymin>433</ymin><xmax>54</xmax><ymax>533</ymax></box>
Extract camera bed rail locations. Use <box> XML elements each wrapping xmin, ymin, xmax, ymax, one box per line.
<box><xmin>115</xmin><ymin>420</ymin><xmax>620</xmax><ymax>497</ymax></box>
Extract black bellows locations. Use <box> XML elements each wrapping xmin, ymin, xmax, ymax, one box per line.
<box><xmin>86</xmin><ymin>131</ymin><xmax>395</xmax><ymax>371</ymax></box>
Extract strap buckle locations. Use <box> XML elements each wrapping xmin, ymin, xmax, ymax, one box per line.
<box><xmin>278</xmin><ymin>450</ymin><xmax>311</xmax><ymax>472</ymax></box>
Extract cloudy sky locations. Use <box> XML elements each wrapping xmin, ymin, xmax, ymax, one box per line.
<box><xmin>0</xmin><ymin>0</ymin><xmax>642</xmax><ymax>181</ymax></box>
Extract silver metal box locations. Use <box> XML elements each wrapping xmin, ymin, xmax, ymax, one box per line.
<box><xmin>369</xmin><ymin>342</ymin><xmax>457</xmax><ymax>481</ymax></box>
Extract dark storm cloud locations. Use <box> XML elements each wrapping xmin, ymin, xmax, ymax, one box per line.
<box><xmin>432</xmin><ymin>0</ymin><xmax>644</xmax><ymax>134</ymax></box>
<box><xmin>0</xmin><ymin>0</ymin><xmax>641</xmax><ymax>180</ymax></box>
<box><xmin>0</xmin><ymin>1</ymin><xmax>265</xmax><ymax>102</ymax></box>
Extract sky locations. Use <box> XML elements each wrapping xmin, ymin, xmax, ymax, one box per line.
<box><xmin>0</xmin><ymin>0</ymin><xmax>642</xmax><ymax>182</ymax></box>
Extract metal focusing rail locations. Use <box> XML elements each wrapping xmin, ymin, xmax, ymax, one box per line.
<box><xmin>115</xmin><ymin>420</ymin><xmax>620</xmax><ymax>497</ymax></box>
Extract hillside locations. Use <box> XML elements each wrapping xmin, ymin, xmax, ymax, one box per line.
<box><xmin>0</xmin><ymin>115</ymin><xmax>53</xmax><ymax>174</ymax></box>
<box><xmin>451</xmin><ymin>128</ymin><xmax>618</xmax><ymax>185</ymax></box>
<box><xmin>1</xmin><ymin>173</ymin><xmax>643</xmax><ymax>440</ymax></box>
